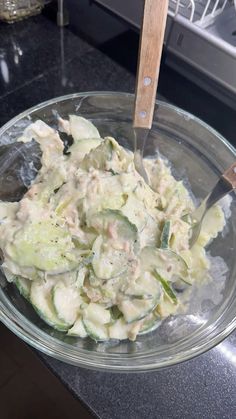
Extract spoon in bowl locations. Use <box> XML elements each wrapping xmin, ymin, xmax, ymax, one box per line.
<box><xmin>133</xmin><ymin>0</ymin><xmax>168</xmax><ymax>183</ymax></box>
<box><xmin>189</xmin><ymin>161</ymin><xmax>236</xmax><ymax>247</ymax></box>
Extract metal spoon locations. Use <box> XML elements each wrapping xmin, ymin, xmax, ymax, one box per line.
<box><xmin>133</xmin><ymin>0</ymin><xmax>168</xmax><ymax>183</ymax></box>
<box><xmin>189</xmin><ymin>161</ymin><xmax>236</xmax><ymax>247</ymax></box>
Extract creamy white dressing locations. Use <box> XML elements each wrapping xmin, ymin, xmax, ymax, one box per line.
<box><xmin>0</xmin><ymin>115</ymin><xmax>227</xmax><ymax>341</ymax></box>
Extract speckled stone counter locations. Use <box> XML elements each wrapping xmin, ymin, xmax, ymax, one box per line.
<box><xmin>0</xmin><ymin>2</ymin><xmax>236</xmax><ymax>418</ymax></box>
<box><xmin>41</xmin><ymin>331</ymin><xmax>236</xmax><ymax>419</ymax></box>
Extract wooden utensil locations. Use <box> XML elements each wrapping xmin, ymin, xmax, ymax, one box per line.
<box><xmin>133</xmin><ymin>0</ymin><xmax>168</xmax><ymax>182</ymax></box>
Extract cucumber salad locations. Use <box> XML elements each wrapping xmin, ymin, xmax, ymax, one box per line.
<box><xmin>0</xmin><ymin>115</ymin><xmax>226</xmax><ymax>341</ymax></box>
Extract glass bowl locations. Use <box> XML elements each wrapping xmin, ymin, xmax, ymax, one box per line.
<box><xmin>0</xmin><ymin>92</ymin><xmax>235</xmax><ymax>372</ymax></box>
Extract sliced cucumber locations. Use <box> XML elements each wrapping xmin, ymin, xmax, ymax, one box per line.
<box><xmin>118</xmin><ymin>297</ymin><xmax>158</xmax><ymax>324</ymax></box>
<box><xmin>119</xmin><ymin>271</ymin><xmax>163</xmax><ymax>324</ymax></box>
<box><xmin>82</xmin><ymin>302</ymin><xmax>110</xmax><ymax>341</ymax></box>
<box><xmin>120</xmin><ymin>194</ymin><xmax>147</xmax><ymax>232</ymax></box>
<box><xmin>82</xmin><ymin>175</ymin><xmax>127</xmax><ymax>220</ymax></box>
<box><xmin>83</xmin><ymin>302</ymin><xmax>111</xmax><ymax>324</ymax></box>
<box><xmin>160</xmin><ymin>220</ymin><xmax>171</xmax><ymax>249</ymax></box>
<box><xmin>173</xmin><ymin>277</ymin><xmax>192</xmax><ymax>292</ymax></box>
<box><xmin>92</xmin><ymin>235</ymin><xmax>127</xmax><ymax>280</ymax></box>
<box><xmin>52</xmin><ymin>281</ymin><xmax>82</xmax><ymax>326</ymax></box>
<box><xmin>138</xmin><ymin>313</ymin><xmax>161</xmax><ymax>335</ymax></box>
<box><xmin>89</xmin><ymin>209</ymin><xmax>138</xmax><ymax>245</ymax></box>
<box><xmin>14</xmin><ymin>276</ymin><xmax>31</xmax><ymax>300</ymax></box>
<box><xmin>80</xmin><ymin>136</ymin><xmax>132</xmax><ymax>172</ymax></box>
<box><xmin>124</xmin><ymin>272</ymin><xmax>162</xmax><ymax>300</ymax></box>
<box><xmin>90</xmin><ymin>210</ymin><xmax>138</xmax><ymax>280</ymax></box>
<box><xmin>109</xmin><ymin>317</ymin><xmax>131</xmax><ymax>340</ymax></box>
<box><xmin>6</xmin><ymin>220</ymin><xmax>80</xmax><ymax>275</ymax></box>
<box><xmin>69</xmin><ymin>115</ymin><xmax>100</xmax><ymax>141</ymax></box>
<box><xmin>69</xmin><ymin>138</ymin><xmax>102</xmax><ymax>160</ymax></box>
<box><xmin>67</xmin><ymin>316</ymin><xmax>88</xmax><ymax>338</ymax></box>
<box><xmin>153</xmin><ymin>270</ymin><xmax>178</xmax><ymax>305</ymax></box>
<box><xmin>156</xmin><ymin>296</ymin><xmax>177</xmax><ymax>318</ymax></box>
<box><xmin>76</xmin><ymin>266</ymin><xmax>87</xmax><ymax>288</ymax></box>
<box><xmin>110</xmin><ymin>305</ymin><xmax>123</xmax><ymax>321</ymax></box>
<box><xmin>30</xmin><ymin>278</ymin><xmax>69</xmax><ymax>331</ymax></box>
<box><xmin>80</xmin><ymin>137</ymin><xmax>113</xmax><ymax>171</ymax></box>
<box><xmin>140</xmin><ymin>246</ymin><xmax>189</xmax><ymax>283</ymax></box>
<box><xmin>83</xmin><ymin>319</ymin><xmax>109</xmax><ymax>341</ymax></box>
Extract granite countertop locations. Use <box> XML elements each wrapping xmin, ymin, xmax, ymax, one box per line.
<box><xmin>0</xmin><ymin>1</ymin><xmax>236</xmax><ymax>418</ymax></box>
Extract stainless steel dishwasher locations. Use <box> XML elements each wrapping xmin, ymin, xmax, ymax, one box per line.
<box><xmin>94</xmin><ymin>0</ymin><xmax>236</xmax><ymax>109</ymax></box>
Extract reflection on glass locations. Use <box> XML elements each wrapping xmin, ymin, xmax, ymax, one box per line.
<box><xmin>0</xmin><ymin>32</ymin><xmax>24</xmax><ymax>87</ymax></box>
<box><xmin>12</xmin><ymin>41</ymin><xmax>23</xmax><ymax>65</ymax></box>
<box><xmin>217</xmin><ymin>341</ymin><xmax>236</xmax><ymax>366</ymax></box>
<box><xmin>0</xmin><ymin>51</ymin><xmax>9</xmax><ymax>84</ymax></box>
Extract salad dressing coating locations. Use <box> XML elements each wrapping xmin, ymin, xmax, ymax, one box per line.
<box><xmin>0</xmin><ymin>116</ymin><xmax>226</xmax><ymax>341</ymax></box>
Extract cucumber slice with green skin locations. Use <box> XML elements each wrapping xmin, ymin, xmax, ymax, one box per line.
<box><xmin>67</xmin><ymin>317</ymin><xmax>88</xmax><ymax>337</ymax></box>
<box><xmin>69</xmin><ymin>139</ymin><xmax>102</xmax><ymax>160</ymax></box>
<box><xmin>82</xmin><ymin>303</ymin><xmax>110</xmax><ymax>341</ymax></box>
<box><xmin>69</xmin><ymin>115</ymin><xmax>100</xmax><ymax>141</ymax></box>
<box><xmin>156</xmin><ymin>296</ymin><xmax>177</xmax><ymax>318</ymax></box>
<box><xmin>83</xmin><ymin>319</ymin><xmax>109</xmax><ymax>341</ymax></box>
<box><xmin>120</xmin><ymin>194</ymin><xmax>147</xmax><ymax>232</ymax></box>
<box><xmin>118</xmin><ymin>297</ymin><xmax>159</xmax><ymax>324</ymax></box>
<box><xmin>160</xmin><ymin>220</ymin><xmax>171</xmax><ymax>249</ymax></box>
<box><xmin>119</xmin><ymin>272</ymin><xmax>163</xmax><ymax>323</ymax></box>
<box><xmin>109</xmin><ymin>317</ymin><xmax>132</xmax><ymax>340</ymax></box>
<box><xmin>6</xmin><ymin>220</ymin><xmax>80</xmax><ymax>275</ymax></box>
<box><xmin>173</xmin><ymin>277</ymin><xmax>192</xmax><ymax>292</ymax></box>
<box><xmin>138</xmin><ymin>314</ymin><xmax>161</xmax><ymax>335</ymax></box>
<box><xmin>110</xmin><ymin>305</ymin><xmax>123</xmax><ymax>321</ymax></box>
<box><xmin>14</xmin><ymin>276</ymin><xmax>31</xmax><ymax>300</ymax></box>
<box><xmin>80</xmin><ymin>137</ymin><xmax>113</xmax><ymax>171</ymax></box>
<box><xmin>30</xmin><ymin>279</ymin><xmax>69</xmax><ymax>331</ymax></box>
<box><xmin>80</xmin><ymin>136</ymin><xmax>132</xmax><ymax>173</ymax></box>
<box><xmin>140</xmin><ymin>246</ymin><xmax>189</xmax><ymax>283</ymax></box>
<box><xmin>153</xmin><ymin>270</ymin><xmax>178</xmax><ymax>305</ymax></box>
<box><xmin>92</xmin><ymin>235</ymin><xmax>127</xmax><ymax>280</ymax></box>
<box><xmin>83</xmin><ymin>176</ymin><xmax>127</xmax><ymax>222</ymax></box>
<box><xmin>124</xmin><ymin>272</ymin><xmax>162</xmax><ymax>300</ymax></box>
<box><xmin>90</xmin><ymin>210</ymin><xmax>138</xmax><ymax>280</ymax></box>
<box><xmin>52</xmin><ymin>281</ymin><xmax>82</xmax><ymax>326</ymax></box>
<box><xmin>83</xmin><ymin>302</ymin><xmax>111</xmax><ymax>324</ymax></box>
<box><xmin>89</xmin><ymin>209</ymin><xmax>138</xmax><ymax>246</ymax></box>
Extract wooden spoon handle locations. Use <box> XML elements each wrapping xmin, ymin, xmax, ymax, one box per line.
<box><xmin>133</xmin><ymin>0</ymin><xmax>168</xmax><ymax>129</ymax></box>
<box><xmin>222</xmin><ymin>161</ymin><xmax>236</xmax><ymax>188</ymax></box>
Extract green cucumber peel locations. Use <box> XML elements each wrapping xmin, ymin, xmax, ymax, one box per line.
<box><xmin>160</xmin><ymin>220</ymin><xmax>171</xmax><ymax>249</ymax></box>
<box><xmin>153</xmin><ymin>270</ymin><xmax>178</xmax><ymax>305</ymax></box>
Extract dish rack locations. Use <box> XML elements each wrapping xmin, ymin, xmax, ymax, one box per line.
<box><xmin>93</xmin><ymin>0</ymin><xmax>236</xmax><ymax>108</ymax></box>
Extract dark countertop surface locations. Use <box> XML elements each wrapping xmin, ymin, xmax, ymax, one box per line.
<box><xmin>0</xmin><ymin>1</ymin><xmax>236</xmax><ymax>418</ymax></box>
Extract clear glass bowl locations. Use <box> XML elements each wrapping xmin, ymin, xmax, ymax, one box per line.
<box><xmin>0</xmin><ymin>92</ymin><xmax>235</xmax><ymax>372</ymax></box>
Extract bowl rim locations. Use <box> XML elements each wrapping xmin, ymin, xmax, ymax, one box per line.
<box><xmin>0</xmin><ymin>90</ymin><xmax>236</xmax><ymax>372</ymax></box>
<box><xmin>1</xmin><ymin>91</ymin><xmax>235</xmax><ymax>156</ymax></box>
